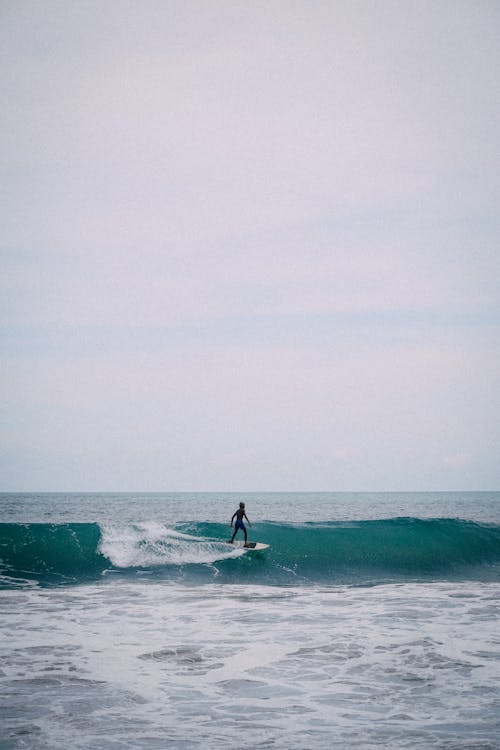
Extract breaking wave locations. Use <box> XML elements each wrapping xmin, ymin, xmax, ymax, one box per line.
<box><xmin>1</xmin><ymin>517</ymin><xmax>500</xmax><ymax>588</ymax></box>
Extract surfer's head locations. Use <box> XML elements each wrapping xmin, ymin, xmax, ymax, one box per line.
<box><xmin>239</xmin><ymin>502</ymin><xmax>245</xmax><ymax>508</ymax></box>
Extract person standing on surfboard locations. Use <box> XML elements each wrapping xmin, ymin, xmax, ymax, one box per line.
<box><xmin>230</xmin><ymin>502</ymin><xmax>251</xmax><ymax>546</ymax></box>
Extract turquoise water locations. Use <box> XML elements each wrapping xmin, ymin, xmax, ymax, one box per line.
<box><xmin>1</xmin><ymin>492</ymin><xmax>499</xmax><ymax>749</ymax></box>
<box><xmin>2</xmin><ymin>517</ymin><xmax>500</xmax><ymax>588</ymax></box>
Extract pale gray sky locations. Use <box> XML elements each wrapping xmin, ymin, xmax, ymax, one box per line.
<box><xmin>1</xmin><ymin>0</ymin><xmax>499</xmax><ymax>490</ymax></box>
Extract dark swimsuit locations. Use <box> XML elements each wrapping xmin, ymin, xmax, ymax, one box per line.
<box><xmin>234</xmin><ymin>509</ymin><xmax>246</xmax><ymax>531</ymax></box>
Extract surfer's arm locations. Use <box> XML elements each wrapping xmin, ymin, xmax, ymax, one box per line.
<box><xmin>244</xmin><ymin>513</ymin><xmax>251</xmax><ymax>526</ymax></box>
<box><xmin>230</xmin><ymin>512</ymin><xmax>236</xmax><ymax>526</ymax></box>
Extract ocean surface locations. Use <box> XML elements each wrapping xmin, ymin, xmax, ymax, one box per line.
<box><xmin>1</xmin><ymin>492</ymin><xmax>499</xmax><ymax>749</ymax></box>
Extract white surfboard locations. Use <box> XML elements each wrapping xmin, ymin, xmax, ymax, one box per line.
<box><xmin>229</xmin><ymin>541</ymin><xmax>270</xmax><ymax>551</ymax></box>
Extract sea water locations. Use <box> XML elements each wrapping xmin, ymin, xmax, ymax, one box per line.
<box><xmin>1</xmin><ymin>492</ymin><xmax>499</xmax><ymax>749</ymax></box>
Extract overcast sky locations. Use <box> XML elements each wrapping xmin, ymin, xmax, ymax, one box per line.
<box><xmin>1</xmin><ymin>0</ymin><xmax>499</xmax><ymax>491</ymax></box>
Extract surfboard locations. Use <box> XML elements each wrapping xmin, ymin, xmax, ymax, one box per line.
<box><xmin>228</xmin><ymin>541</ymin><xmax>269</xmax><ymax>551</ymax></box>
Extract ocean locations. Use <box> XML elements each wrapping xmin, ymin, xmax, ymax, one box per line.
<box><xmin>1</xmin><ymin>492</ymin><xmax>499</xmax><ymax>749</ymax></box>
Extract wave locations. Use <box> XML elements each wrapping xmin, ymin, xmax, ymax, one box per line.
<box><xmin>1</xmin><ymin>518</ymin><xmax>500</xmax><ymax>588</ymax></box>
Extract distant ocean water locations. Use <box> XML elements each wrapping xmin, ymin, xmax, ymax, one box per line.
<box><xmin>1</xmin><ymin>492</ymin><xmax>499</xmax><ymax>749</ymax></box>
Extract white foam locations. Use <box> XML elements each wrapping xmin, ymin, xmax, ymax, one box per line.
<box><xmin>5</xmin><ymin>580</ymin><xmax>500</xmax><ymax>749</ymax></box>
<box><xmin>97</xmin><ymin>521</ymin><xmax>241</xmax><ymax>568</ymax></box>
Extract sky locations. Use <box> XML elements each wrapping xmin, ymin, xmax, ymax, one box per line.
<box><xmin>1</xmin><ymin>0</ymin><xmax>499</xmax><ymax>492</ymax></box>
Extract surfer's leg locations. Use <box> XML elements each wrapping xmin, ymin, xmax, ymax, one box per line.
<box><xmin>231</xmin><ymin>520</ymin><xmax>242</xmax><ymax>543</ymax></box>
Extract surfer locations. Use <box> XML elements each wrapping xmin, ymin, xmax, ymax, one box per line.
<box><xmin>230</xmin><ymin>502</ymin><xmax>251</xmax><ymax>546</ymax></box>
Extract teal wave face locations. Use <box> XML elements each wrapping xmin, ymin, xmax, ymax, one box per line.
<box><xmin>2</xmin><ymin>518</ymin><xmax>500</xmax><ymax>588</ymax></box>
<box><xmin>0</xmin><ymin>523</ymin><xmax>108</xmax><ymax>586</ymax></box>
<box><xmin>182</xmin><ymin>518</ymin><xmax>500</xmax><ymax>584</ymax></box>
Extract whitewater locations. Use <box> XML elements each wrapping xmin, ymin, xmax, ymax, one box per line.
<box><xmin>1</xmin><ymin>492</ymin><xmax>499</xmax><ymax>749</ymax></box>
